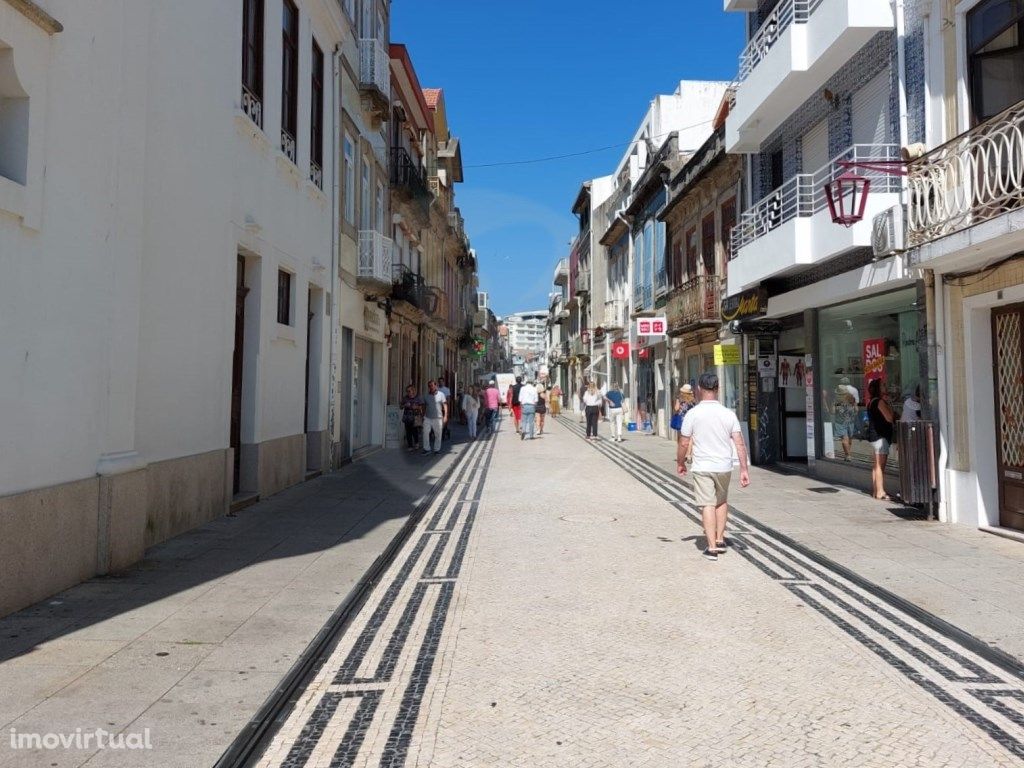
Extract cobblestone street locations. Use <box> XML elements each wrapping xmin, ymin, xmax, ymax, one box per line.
<box><xmin>249</xmin><ymin>416</ymin><xmax>1024</xmax><ymax>768</ymax></box>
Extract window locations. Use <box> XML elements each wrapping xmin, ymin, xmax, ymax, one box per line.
<box><xmin>670</xmin><ymin>239</ymin><xmax>684</xmax><ymax>288</ymax></box>
<box><xmin>343</xmin><ymin>133</ymin><xmax>355</xmax><ymax>224</ymax></box>
<box><xmin>375</xmin><ymin>181</ymin><xmax>385</xmax><ymax>233</ymax></box>
<box><xmin>720</xmin><ymin>197</ymin><xmax>737</xmax><ymax>272</ymax></box>
<box><xmin>280</xmin><ymin>0</ymin><xmax>299</xmax><ymax>161</ymax></box>
<box><xmin>310</xmin><ymin>40</ymin><xmax>324</xmax><ymax>187</ymax></box>
<box><xmin>241</xmin><ymin>0</ymin><xmax>264</xmax><ymax>127</ymax></box>
<box><xmin>967</xmin><ymin>0</ymin><xmax>1024</xmax><ymax>123</ymax></box>
<box><xmin>360</xmin><ymin>158</ymin><xmax>372</xmax><ymax>229</ymax></box>
<box><xmin>277</xmin><ymin>270</ymin><xmax>292</xmax><ymax>325</ymax></box>
<box><xmin>701</xmin><ymin>213</ymin><xmax>716</xmax><ymax>275</ymax></box>
<box><xmin>0</xmin><ymin>46</ymin><xmax>29</xmax><ymax>185</ymax></box>
<box><xmin>685</xmin><ymin>226</ymin><xmax>698</xmax><ymax>280</ymax></box>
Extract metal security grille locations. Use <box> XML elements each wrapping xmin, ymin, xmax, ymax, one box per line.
<box><xmin>995</xmin><ymin>310</ymin><xmax>1024</xmax><ymax>468</ymax></box>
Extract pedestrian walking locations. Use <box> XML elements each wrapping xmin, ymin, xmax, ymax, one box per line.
<box><xmin>484</xmin><ymin>380</ymin><xmax>500</xmax><ymax>435</ymax></box>
<box><xmin>832</xmin><ymin>380</ymin><xmax>859</xmax><ymax>461</ymax></box>
<box><xmin>550</xmin><ymin>383</ymin><xmax>562</xmax><ymax>416</ymax></box>
<box><xmin>676</xmin><ymin>373</ymin><xmax>750</xmax><ymax>562</ymax></box>
<box><xmin>578</xmin><ymin>379</ymin><xmax>589</xmax><ymax>424</ymax></box>
<box><xmin>604</xmin><ymin>382</ymin><xmax>625</xmax><ymax>442</ymax></box>
<box><xmin>421</xmin><ymin>379</ymin><xmax>448</xmax><ymax>455</ymax></box>
<box><xmin>400</xmin><ymin>385</ymin><xmax>423</xmax><ymax>451</ymax></box>
<box><xmin>583</xmin><ymin>382</ymin><xmax>603</xmax><ymax>440</ymax></box>
<box><xmin>866</xmin><ymin>378</ymin><xmax>896</xmax><ymax>500</ymax></box>
<box><xmin>670</xmin><ymin>384</ymin><xmax>695</xmax><ymax>438</ymax></box>
<box><xmin>535</xmin><ymin>381</ymin><xmax>548</xmax><ymax>435</ymax></box>
<box><xmin>509</xmin><ymin>376</ymin><xmax>524</xmax><ymax>433</ymax></box>
<box><xmin>462</xmin><ymin>385</ymin><xmax>481</xmax><ymax>439</ymax></box>
<box><xmin>438</xmin><ymin>378</ymin><xmax>452</xmax><ymax>441</ymax></box>
<box><xmin>518</xmin><ymin>379</ymin><xmax>539</xmax><ymax>440</ymax></box>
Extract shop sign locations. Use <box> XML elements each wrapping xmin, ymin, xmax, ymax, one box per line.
<box><xmin>778</xmin><ymin>356</ymin><xmax>808</xmax><ymax>388</ymax></box>
<box><xmin>757</xmin><ymin>356</ymin><xmax>776</xmax><ymax>377</ymax></box>
<box><xmin>635</xmin><ymin>317</ymin><xmax>667</xmax><ymax>336</ymax></box>
<box><xmin>713</xmin><ymin>344</ymin><xmax>742</xmax><ymax>366</ymax></box>
<box><xmin>862</xmin><ymin>338</ymin><xmax>887</xmax><ymax>403</ymax></box>
<box><xmin>611</xmin><ymin>341</ymin><xmax>630</xmax><ymax>360</ymax></box>
<box><xmin>721</xmin><ymin>287</ymin><xmax>768</xmax><ymax>322</ymax></box>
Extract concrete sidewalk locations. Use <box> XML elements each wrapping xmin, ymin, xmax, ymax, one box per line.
<box><xmin>560</xmin><ymin>416</ymin><xmax>1024</xmax><ymax>663</ymax></box>
<box><xmin>0</xmin><ymin>432</ymin><xmax>480</xmax><ymax>768</ymax></box>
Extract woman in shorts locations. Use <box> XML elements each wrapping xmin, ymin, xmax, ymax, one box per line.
<box><xmin>867</xmin><ymin>378</ymin><xmax>896</xmax><ymax>500</ymax></box>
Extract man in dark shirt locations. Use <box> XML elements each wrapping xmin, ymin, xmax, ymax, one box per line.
<box><xmin>509</xmin><ymin>376</ymin><xmax>523</xmax><ymax>433</ymax></box>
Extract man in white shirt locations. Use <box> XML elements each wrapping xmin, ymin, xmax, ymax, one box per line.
<box><xmin>421</xmin><ymin>380</ymin><xmax>448</xmax><ymax>455</ymax></box>
<box><xmin>518</xmin><ymin>379</ymin><xmax>539</xmax><ymax>440</ymax></box>
<box><xmin>677</xmin><ymin>373</ymin><xmax>750</xmax><ymax>562</ymax></box>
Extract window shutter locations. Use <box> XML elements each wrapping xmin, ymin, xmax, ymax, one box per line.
<box><xmin>801</xmin><ymin>118</ymin><xmax>830</xmax><ymax>174</ymax></box>
<box><xmin>851</xmin><ymin>71</ymin><xmax>891</xmax><ymax>146</ymax></box>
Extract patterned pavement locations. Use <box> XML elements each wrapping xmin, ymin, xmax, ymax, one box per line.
<box><xmin>244</xmin><ymin>415</ymin><xmax>1024</xmax><ymax>767</ymax></box>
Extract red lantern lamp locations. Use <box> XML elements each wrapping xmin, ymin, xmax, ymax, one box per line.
<box><xmin>825</xmin><ymin>171</ymin><xmax>870</xmax><ymax>227</ymax></box>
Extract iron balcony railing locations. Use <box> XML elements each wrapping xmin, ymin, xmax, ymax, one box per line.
<box><xmin>666</xmin><ymin>275</ymin><xmax>721</xmax><ymax>331</ymax></box>
<box><xmin>570</xmin><ymin>336</ymin><xmax>590</xmax><ymax>357</ymax></box>
<box><xmin>737</xmin><ymin>0</ymin><xmax>825</xmax><ymax>82</ymax></box>
<box><xmin>241</xmin><ymin>85</ymin><xmax>263</xmax><ymax>128</ymax></box>
<box><xmin>391</xmin><ymin>265</ymin><xmax>436</xmax><ymax>313</ymax></box>
<box><xmin>603</xmin><ymin>300</ymin><xmax>626</xmax><ymax>329</ymax></box>
<box><xmin>732</xmin><ymin>144</ymin><xmax>901</xmax><ymax>257</ymax></box>
<box><xmin>907</xmin><ymin>99</ymin><xmax>1024</xmax><ymax>246</ymax></box>
<box><xmin>280</xmin><ymin>129</ymin><xmax>296</xmax><ymax>164</ymax></box>
<box><xmin>358</xmin><ymin>38</ymin><xmax>390</xmax><ymax>96</ymax></box>
<box><xmin>390</xmin><ymin>147</ymin><xmax>431</xmax><ymax>202</ymax></box>
<box><xmin>309</xmin><ymin>160</ymin><xmax>322</xmax><ymax>189</ymax></box>
<box><xmin>357</xmin><ymin>230</ymin><xmax>393</xmax><ymax>283</ymax></box>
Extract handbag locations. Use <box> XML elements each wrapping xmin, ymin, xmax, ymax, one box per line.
<box><xmin>670</xmin><ymin>412</ymin><xmax>683</xmax><ymax>431</ymax></box>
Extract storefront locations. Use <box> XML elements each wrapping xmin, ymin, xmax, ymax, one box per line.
<box><xmin>816</xmin><ymin>287</ymin><xmax>925</xmax><ymax>478</ymax></box>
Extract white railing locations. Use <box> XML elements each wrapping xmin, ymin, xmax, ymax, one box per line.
<box><xmin>574</xmin><ymin>268</ymin><xmax>591</xmax><ymax>295</ymax></box>
<box><xmin>241</xmin><ymin>86</ymin><xmax>263</xmax><ymax>128</ymax></box>
<box><xmin>359</xmin><ymin>38</ymin><xmax>390</xmax><ymax>96</ymax></box>
<box><xmin>358</xmin><ymin>230</ymin><xmax>393</xmax><ymax>283</ymax></box>
<box><xmin>281</xmin><ymin>130</ymin><xmax>296</xmax><ymax>163</ymax></box>
<box><xmin>553</xmin><ymin>258</ymin><xmax>569</xmax><ymax>283</ymax></box>
<box><xmin>737</xmin><ymin>0</ymin><xmax>825</xmax><ymax>82</ymax></box>
<box><xmin>310</xmin><ymin>161</ymin><xmax>322</xmax><ymax>189</ymax></box>
<box><xmin>732</xmin><ymin>144</ymin><xmax>901</xmax><ymax>256</ymax></box>
<box><xmin>603</xmin><ymin>300</ymin><xmax>625</xmax><ymax>328</ymax></box>
<box><xmin>907</xmin><ymin>99</ymin><xmax>1024</xmax><ymax>246</ymax></box>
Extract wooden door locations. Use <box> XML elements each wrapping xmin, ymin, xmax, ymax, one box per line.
<box><xmin>992</xmin><ymin>304</ymin><xmax>1024</xmax><ymax>531</ymax></box>
<box><xmin>231</xmin><ymin>256</ymin><xmax>249</xmax><ymax>494</ymax></box>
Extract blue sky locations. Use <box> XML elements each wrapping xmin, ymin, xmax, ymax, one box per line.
<box><xmin>392</xmin><ymin>2</ymin><xmax>745</xmax><ymax>319</ymax></box>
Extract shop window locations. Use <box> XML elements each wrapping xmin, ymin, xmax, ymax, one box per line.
<box><xmin>817</xmin><ymin>289</ymin><xmax>923</xmax><ymax>470</ymax></box>
<box><xmin>0</xmin><ymin>46</ymin><xmax>29</xmax><ymax>185</ymax></box>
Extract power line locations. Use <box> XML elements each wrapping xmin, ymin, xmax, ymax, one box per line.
<box><xmin>463</xmin><ymin>120</ymin><xmax>716</xmax><ymax>169</ymax></box>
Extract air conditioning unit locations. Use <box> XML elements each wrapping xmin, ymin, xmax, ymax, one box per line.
<box><xmin>872</xmin><ymin>205</ymin><xmax>905</xmax><ymax>258</ymax></box>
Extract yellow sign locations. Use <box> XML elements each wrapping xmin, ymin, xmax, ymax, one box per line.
<box><xmin>713</xmin><ymin>344</ymin><xmax>742</xmax><ymax>365</ymax></box>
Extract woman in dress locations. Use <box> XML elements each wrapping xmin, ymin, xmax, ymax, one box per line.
<box><xmin>462</xmin><ymin>385</ymin><xmax>481</xmax><ymax>440</ymax></box>
<box><xmin>832</xmin><ymin>384</ymin><xmax>859</xmax><ymax>461</ymax></box>
<box><xmin>535</xmin><ymin>382</ymin><xmax>548</xmax><ymax>435</ymax></box>
<box><xmin>867</xmin><ymin>378</ymin><xmax>896</xmax><ymax>500</ymax></box>
<box><xmin>400</xmin><ymin>385</ymin><xmax>423</xmax><ymax>451</ymax></box>
<box><xmin>672</xmin><ymin>384</ymin><xmax>695</xmax><ymax>437</ymax></box>
<box><xmin>550</xmin><ymin>383</ymin><xmax>562</xmax><ymax>416</ymax></box>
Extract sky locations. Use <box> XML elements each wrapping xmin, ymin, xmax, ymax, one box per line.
<box><xmin>391</xmin><ymin>1</ymin><xmax>745</xmax><ymax>319</ymax></box>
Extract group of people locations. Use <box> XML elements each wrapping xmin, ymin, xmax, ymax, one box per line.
<box><xmin>506</xmin><ymin>375</ymin><xmax>548</xmax><ymax>440</ymax></box>
<box><xmin>577</xmin><ymin>380</ymin><xmax>627</xmax><ymax>441</ymax></box>
<box><xmin>399</xmin><ymin>378</ymin><xmax>507</xmax><ymax>454</ymax></box>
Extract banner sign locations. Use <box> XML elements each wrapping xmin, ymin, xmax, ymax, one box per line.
<box><xmin>635</xmin><ymin>317</ymin><xmax>667</xmax><ymax>336</ymax></box>
<box><xmin>862</xmin><ymin>338</ymin><xmax>886</xmax><ymax>403</ymax></box>
<box><xmin>611</xmin><ymin>341</ymin><xmax>630</xmax><ymax>360</ymax></box>
<box><xmin>721</xmin><ymin>287</ymin><xmax>768</xmax><ymax>322</ymax></box>
<box><xmin>778</xmin><ymin>356</ymin><xmax>807</xmax><ymax>388</ymax></box>
<box><xmin>713</xmin><ymin>344</ymin><xmax>742</xmax><ymax>365</ymax></box>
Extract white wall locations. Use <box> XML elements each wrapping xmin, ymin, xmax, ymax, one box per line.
<box><xmin>0</xmin><ymin>0</ymin><xmax>341</xmax><ymax>497</ymax></box>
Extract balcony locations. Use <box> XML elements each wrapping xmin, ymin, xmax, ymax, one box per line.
<box><xmin>666</xmin><ymin>276</ymin><xmax>721</xmax><ymax>333</ymax></box>
<box><xmin>391</xmin><ymin>266</ymin><xmax>436</xmax><ymax>313</ymax></box>
<box><xmin>729</xmin><ymin>144</ymin><xmax>900</xmax><ymax>293</ymax></box>
<box><xmin>602</xmin><ymin>300</ymin><xmax>626</xmax><ymax>331</ymax></box>
<box><xmin>358</xmin><ymin>38</ymin><xmax>390</xmax><ymax>122</ymax></box>
<box><xmin>390</xmin><ymin>147</ymin><xmax>432</xmax><ymax>214</ymax></box>
<box><xmin>553</xmin><ymin>258</ymin><xmax>569</xmax><ymax>286</ymax></box>
<box><xmin>358</xmin><ymin>231</ymin><xmax>393</xmax><ymax>290</ymax></box>
<box><xmin>908</xmin><ymin>99</ymin><xmax>1024</xmax><ymax>254</ymax></box>
<box><xmin>633</xmin><ymin>282</ymin><xmax>653</xmax><ymax>313</ymax></box>
<box><xmin>726</xmin><ymin>0</ymin><xmax>894</xmax><ymax>153</ymax></box>
<box><xmin>241</xmin><ymin>85</ymin><xmax>262</xmax><ymax>128</ymax></box>
<box><xmin>570</xmin><ymin>336</ymin><xmax>591</xmax><ymax>358</ymax></box>
<box><xmin>574</xmin><ymin>268</ymin><xmax>591</xmax><ymax>297</ymax></box>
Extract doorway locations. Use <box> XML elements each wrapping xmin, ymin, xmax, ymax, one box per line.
<box><xmin>992</xmin><ymin>303</ymin><xmax>1024</xmax><ymax>531</ymax></box>
<box><xmin>305</xmin><ymin>288</ymin><xmax>324</xmax><ymax>472</ymax></box>
<box><xmin>352</xmin><ymin>336</ymin><xmax>377</xmax><ymax>451</ymax></box>
<box><xmin>231</xmin><ymin>256</ymin><xmax>249</xmax><ymax>495</ymax></box>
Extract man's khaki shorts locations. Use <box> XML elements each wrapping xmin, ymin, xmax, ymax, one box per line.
<box><xmin>691</xmin><ymin>471</ymin><xmax>732</xmax><ymax>508</ymax></box>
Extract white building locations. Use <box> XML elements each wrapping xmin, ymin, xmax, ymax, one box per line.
<box><xmin>0</xmin><ymin>0</ymin><xmax>371</xmax><ymax>616</ymax></box>
<box><xmin>504</xmin><ymin>311</ymin><xmax>549</xmax><ymax>355</ymax></box>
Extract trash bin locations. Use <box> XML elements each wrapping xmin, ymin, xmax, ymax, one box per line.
<box><xmin>898</xmin><ymin>420</ymin><xmax>937</xmax><ymax>516</ymax></box>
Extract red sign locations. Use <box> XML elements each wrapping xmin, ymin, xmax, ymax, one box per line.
<box><xmin>611</xmin><ymin>341</ymin><xmax>630</xmax><ymax>360</ymax></box>
<box><xmin>862</xmin><ymin>338</ymin><xmax>886</xmax><ymax>404</ymax></box>
<box><xmin>636</xmin><ymin>316</ymin><xmax>668</xmax><ymax>336</ymax></box>
<box><xmin>637</xmin><ymin>347</ymin><xmax>650</xmax><ymax>359</ymax></box>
